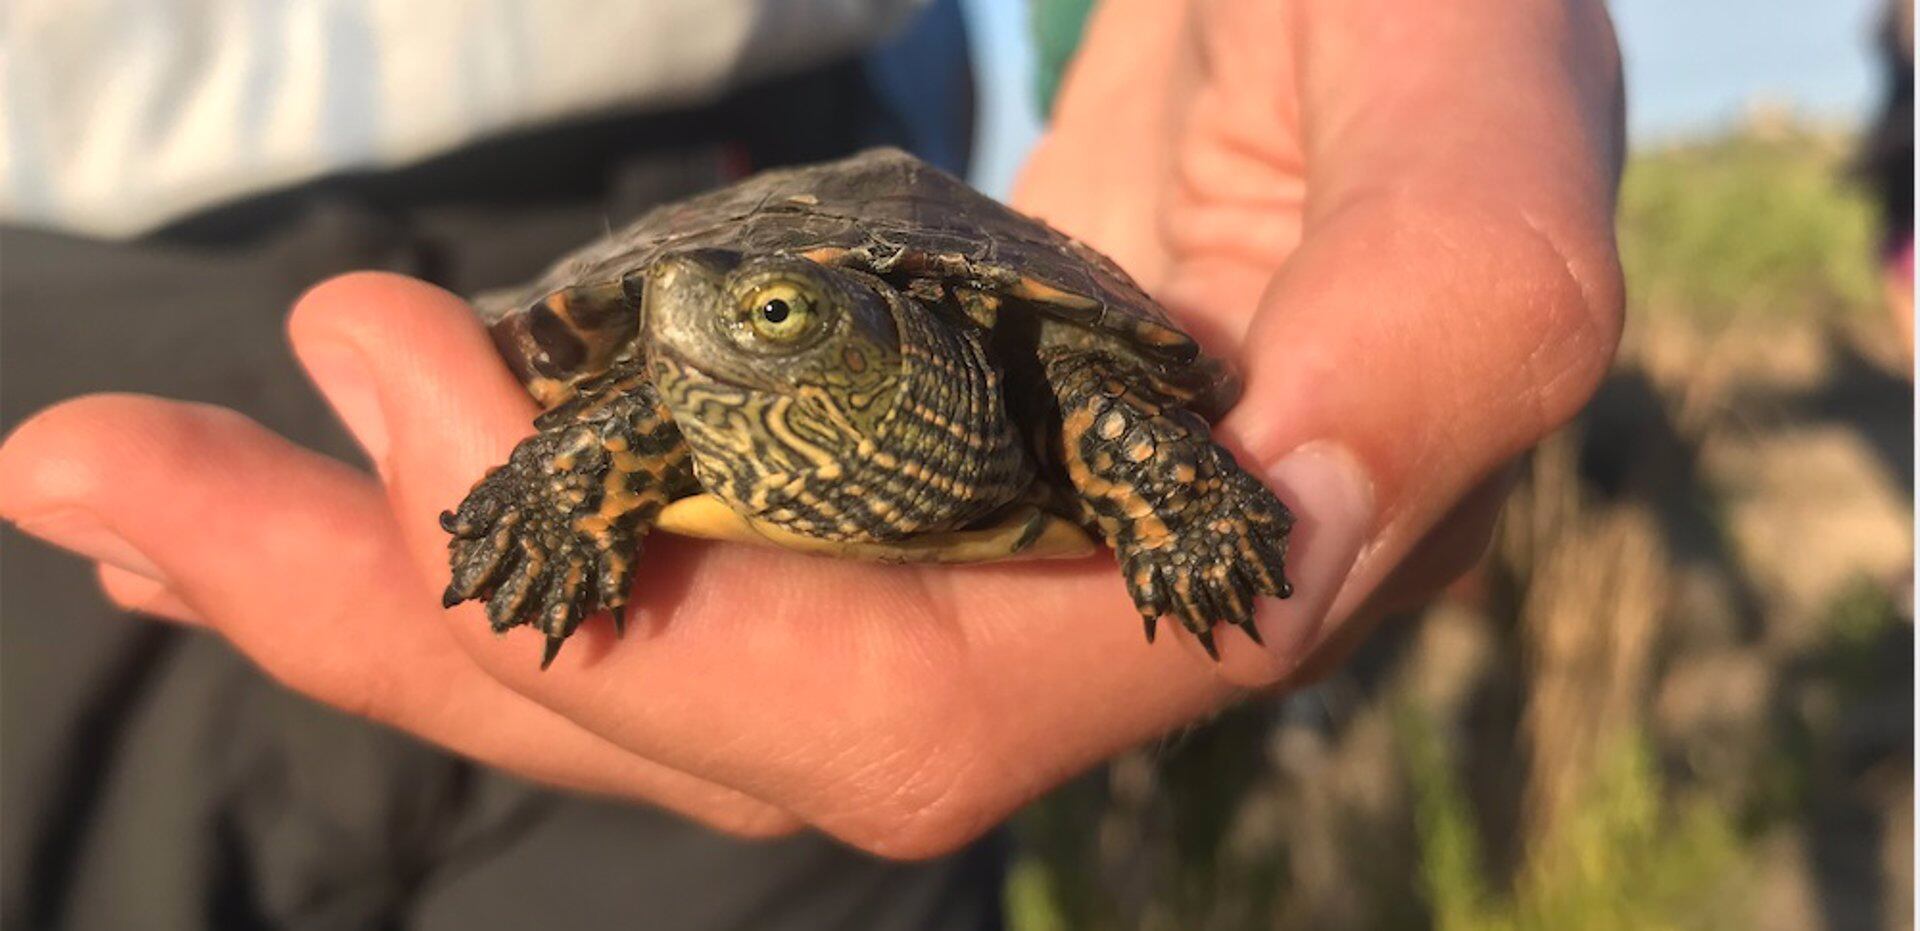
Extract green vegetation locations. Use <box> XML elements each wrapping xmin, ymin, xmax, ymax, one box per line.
<box><xmin>1006</xmin><ymin>127</ymin><xmax>1908</xmax><ymax>931</ymax></box>
<box><xmin>1402</xmin><ymin>711</ymin><xmax>1747</xmax><ymax>931</ymax></box>
<box><xmin>1822</xmin><ymin>574</ymin><xmax>1908</xmax><ymax>692</ymax></box>
<box><xmin>1030</xmin><ymin>0</ymin><xmax>1096</xmax><ymax>118</ymax></box>
<box><xmin>1618</xmin><ymin>128</ymin><xmax>1882</xmax><ymax>323</ymax></box>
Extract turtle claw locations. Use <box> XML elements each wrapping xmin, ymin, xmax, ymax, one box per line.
<box><xmin>1194</xmin><ymin>627</ymin><xmax>1220</xmax><ymax>661</ymax></box>
<box><xmin>540</xmin><ymin>636</ymin><xmax>566</xmax><ymax>670</ymax></box>
<box><xmin>1046</xmin><ymin>349</ymin><xmax>1293</xmax><ymax>661</ymax></box>
<box><xmin>1110</xmin><ymin>467</ymin><xmax>1293</xmax><ymax>659</ymax></box>
<box><xmin>440</xmin><ymin>424</ymin><xmax>644</xmax><ymax>665</ymax></box>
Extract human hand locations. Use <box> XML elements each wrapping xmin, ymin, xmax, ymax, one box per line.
<box><xmin>0</xmin><ymin>0</ymin><xmax>1624</xmax><ymax>857</ymax></box>
<box><xmin>1017</xmin><ymin>0</ymin><xmax>1626</xmax><ymax>679</ymax></box>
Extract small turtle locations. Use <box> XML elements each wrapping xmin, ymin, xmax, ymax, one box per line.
<box><xmin>443</xmin><ymin>148</ymin><xmax>1293</xmax><ymax>667</ymax></box>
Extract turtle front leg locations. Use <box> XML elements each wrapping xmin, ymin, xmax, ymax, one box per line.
<box><xmin>440</xmin><ymin>368</ymin><xmax>694</xmax><ymax>667</ymax></box>
<box><xmin>1042</xmin><ymin>350</ymin><xmax>1294</xmax><ymax>658</ymax></box>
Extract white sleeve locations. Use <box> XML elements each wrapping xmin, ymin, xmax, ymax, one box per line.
<box><xmin>0</xmin><ymin>0</ymin><xmax>926</xmax><ymax>237</ymax></box>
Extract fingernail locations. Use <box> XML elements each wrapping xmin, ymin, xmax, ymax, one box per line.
<box><xmin>301</xmin><ymin>341</ymin><xmax>390</xmax><ymax>467</ymax></box>
<box><xmin>1250</xmin><ymin>441</ymin><xmax>1374</xmax><ymax>668</ymax></box>
<box><xmin>13</xmin><ymin>508</ymin><xmax>165</xmax><ymax>581</ymax></box>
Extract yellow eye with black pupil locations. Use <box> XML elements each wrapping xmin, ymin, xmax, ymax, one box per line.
<box><xmin>743</xmin><ymin>283</ymin><xmax>814</xmax><ymax>342</ymax></box>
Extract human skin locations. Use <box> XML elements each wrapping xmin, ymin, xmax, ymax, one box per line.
<box><xmin>0</xmin><ymin>0</ymin><xmax>1624</xmax><ymax>857</ymax></box>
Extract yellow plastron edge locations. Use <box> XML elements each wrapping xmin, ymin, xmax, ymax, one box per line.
<box><xmin>653</xmin><ymin>494</ymin><xmax>1097</xmax><ymax>563</ymax></box>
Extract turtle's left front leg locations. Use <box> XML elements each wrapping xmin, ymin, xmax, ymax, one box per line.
<box><xmin>1042</xmin><ymin>350</ymin><xmax>1294</xmax><ymax>657</ymax></box>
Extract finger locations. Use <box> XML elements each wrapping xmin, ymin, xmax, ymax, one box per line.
<box><xmin>1012</xmin><ymin>0</ymin><xmax>1200</xmax><ymax>288</ymax></box>
<box><xmin>0</xmin><ymin>394</ymin><xmax>799</xmax><ymax>838</ymax></box>
<box><xmin>1284</xmin><ymin>463</ymin><xmax>1517</xmax><ymax>688</ymax></box>
<box><xmin>1363</xmin><ymin>462</ymin><xmax>1519</xmax><ymax>617</ymax></box>
<box><xmin>1297</xmin><ymin>0</ymin><xmax>1626</xmax><ymax>216</ymax></box>
<box><xmin>96</xmin><ymin>562</ymin><xmax>204</xmax><ymax>625</ymax></box>
<box><xmin>1201</xmin><ymin>0</ymin><xmax>1624</xmax><ymax>674</ymax></box>
<box><xmin>292</xmin><ymin>274</ymin><xmax>1246</xmax><ymax>856</ymax></box>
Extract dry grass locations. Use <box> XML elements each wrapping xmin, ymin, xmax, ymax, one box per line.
<box><xmin>1007</xmin><ymin>128</ymin><xmax>1913</xmax><ymax>930</ymax></box>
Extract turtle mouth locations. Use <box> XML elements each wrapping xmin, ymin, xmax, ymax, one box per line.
<box><xmin>648</xmin><ymin>336</ymin><xmax>770</xmax><ymax>403</ymax></box>
<box><xmin>648</xmin><ymin>343</ymin><xmax>736</xmax><ymax>396</ymax></box>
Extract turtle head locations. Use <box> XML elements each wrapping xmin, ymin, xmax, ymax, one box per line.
<box><xmin>638</xmin><ymin>248</ymin><xmax>1031</xmax><ymax>541</ymax></box>
<box><xmin>641</xmin><ymin>250</ymin><xmax>905</xmax><ymax>437</ymax></box>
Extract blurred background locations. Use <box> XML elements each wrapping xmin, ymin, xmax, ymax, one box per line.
<box><xmin>1</xmin><ymin>0</ymin><xmax>1909</xmax><ymax>928</ymax></box>
<box><xmin>975</xmin><ymin>1</ymin><xmax>1917</xmax><ymax>929</ymax></box>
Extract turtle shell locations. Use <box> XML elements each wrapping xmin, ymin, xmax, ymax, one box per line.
<box><xmin>476</xmin><ymin>148</ymin><xmax>1238</xmax><ymax>417</ymax></box>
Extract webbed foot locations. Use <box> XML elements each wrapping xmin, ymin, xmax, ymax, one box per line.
<box><xmin>1114</xmin><ymin>463</ymin><xmax>1293</xmax><ymax>656</ymax></box>
<box><xmin>1045</xmin><ymin>350</ymin><xmax>1293</xmax><ymax>656</ymax></box>
<box><xmin>440</xmin><ymin>374</ymin><xmax>689</xmax><ymax>667</ymax></box>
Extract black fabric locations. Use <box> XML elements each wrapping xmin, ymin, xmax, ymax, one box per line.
<box><xmin>1</xmin><ymin>58</ymin><xmax>1004</xmax><ymax>931</ymax></box>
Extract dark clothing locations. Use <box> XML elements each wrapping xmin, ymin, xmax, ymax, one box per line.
<box><xmin>1</xmin><ymin>52</ymin><xmax>1003</xmax><ymax>931</ymax></box>
<box><xmin>1862</xmin><ymin>0</ymin><xmax>1914</xmax><ymax>243</ymax></box>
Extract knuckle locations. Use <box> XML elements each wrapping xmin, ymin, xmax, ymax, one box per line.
<box><xmin>815</xmin><ymin>738</ymin><xmax>1009</xmax><ymax>860</ymax></box>
<box><xmin>1506</xmin><ymin>206</ymin><xmax>1625</xmax><ymax>432</ymax></box>
<box><xmin>841</xmin><ymin>802</ymin><xmax>994</xmax><ymax>861</ymax></box>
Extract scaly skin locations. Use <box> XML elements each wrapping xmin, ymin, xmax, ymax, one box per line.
<box><xmin>1042</xmin><ymin>349</ymin><xmax>1293</xmax><ymax>656</ymax></box>
<box><xmin>445</xmin><ymin>252</ymin><xmax>1293</xmax><ymax>667</ymax></box>
<box><xmin>440</xmin><ymin>365</ymin><xmax>694</xmax><ymax>667</ymax></box>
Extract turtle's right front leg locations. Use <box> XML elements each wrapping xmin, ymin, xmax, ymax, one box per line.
<box><xmin>440</xmin><ymin>368</ymin><xmax>694</xmax><ymax>667</ymax></box>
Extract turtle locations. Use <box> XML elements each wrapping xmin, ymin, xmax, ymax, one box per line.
<box><xmin>441</xmin><ymin>147</ymin><xmax>1294</xmax><ymax>668</ymax></box>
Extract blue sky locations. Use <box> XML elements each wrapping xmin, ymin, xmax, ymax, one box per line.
<box><xmin>960</xmin><ymin>0</ymin><xmax>1894</xmax><ymax>196</ymax></box>
<box><xmin>1614</xmin><ymin>0</ymin><xmax>1884</xmax><ymax>141</ymax></box>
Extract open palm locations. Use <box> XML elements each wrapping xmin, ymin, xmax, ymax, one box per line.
<box><xmin>0</xmin><ymin>0</ymin><xmax>1624</xmax><ymax>856</ymax></box>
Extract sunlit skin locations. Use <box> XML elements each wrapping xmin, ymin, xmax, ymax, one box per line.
<box><xmin>0</xmin><ymin>0</ymin><xmax>1624</xmax><ymax>857</ymax></box>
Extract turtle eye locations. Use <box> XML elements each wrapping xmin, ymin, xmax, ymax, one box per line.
<box><xmin>741</xmin><ymin>281</ymin><xmax>817</xmax><ymax>344</ymax></box>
